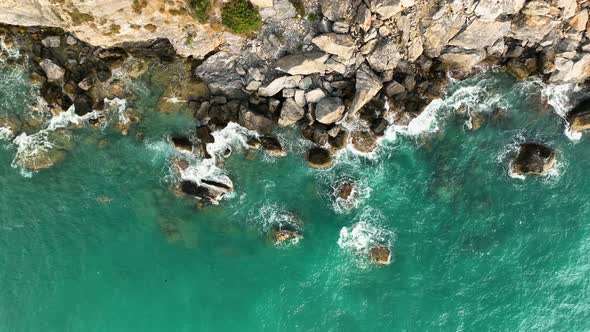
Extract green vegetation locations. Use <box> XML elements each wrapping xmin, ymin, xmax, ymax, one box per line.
<box><xmin>191</xmin><ymin>0</ymin><xmax>212</xmax><ymax>23</ymax></box>
<box><xmin>221</xmin><ymin>0</ymin><xmax>262</xmax><ymax>34</ymax></box>
<box><xmin>289</xmin><ymin>0</ymin><xmax>305</xmax><ymax>17</ymax></box>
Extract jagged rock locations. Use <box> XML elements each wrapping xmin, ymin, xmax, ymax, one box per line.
<box><xmin>275</xmin><ymin>53</ymin><xmax>330</xmax><ymax>75</ymax></box>
<box><xmin>73</xmin><ymin>94</ymin><xmax>93</xmax><ymax>116</ymax></box>
<box><xmin>246</xmin><ymin>80</ymin><xmax>262</xmax><ymax>91</ymax></box>
<box><xmin>367</xmin><ymin>41</ymin><xmax>401</xmax><ymax>72</ymax></box>
<box><xmin>511</xmin><ymin>143</ymin><xmax>557</xmax><ymax>176</ymax></box>
<box><xmin>369</xmin><ymin>246</ymin><xmax>392</xmax><ymax>265</ymax></box>
<box><xmin>569</xmin><ymin>9</ymin><xmax>588</xmax><ymax>31</ymax></box>
<box><xmin>312</xmin><ymin>33</ymin><xmax>355</xmax><ymax>60</ymax></box>
<box><xmin>240</xmin><ymin>110</ymin><xmax>274</xmax><ymax>134</ymax></box>
<box><xmin>355</xmin><ymin>4</ymin><xmax>372</xmax><ymax>31</ymax></box>
<box><xmin>195</xmin><ymin>52</ymin><xmax>246</xmax><ymax>100</ymax></box>
<box><xmin>302</xmin><ymin>123</ymin><xmax>330</xmax><ymax>145</ymax></box>
<box><xmin>511</xmin><ymin>14</ymin><xmax>558</xmax><ymax>44</ymax></box>
<box><xmin>372</xmin><ymin>0</ymin><xmax>404</xmax><ymax>20</ymax></box>
<box><xmin>41</xmin><ymin>36</ymin><xmax>60</xmax><ymax>48</ymax></box>
<box><xmin>440</xmin><ymin>50</ymin><xmax>486</xmax><ymax>72</ymax></box>
<box><xmin>567</xmin><ymin>99</ymin><xmax>590</xmax><ymax>132</ymax></box>
<box><xmin>196</xmin><ymin>125</ymin><xmax>214</xmax><ymax>144</ymax></box>
<box><xmin>351</xmin><ymin>130</ymin><xmax>378</xmax><ymax>153</ymax></box>
<box><xmin>305</xmin><ymin>147</ymin><xmax>333</xmax><ymax>168</ymax></box>
<box><xmin>298</xmin><ymin>77</ymin><xmax>313</xmax><ymax>90</ymax></box>
<box><xmin>335</xmin><ymin>181</ymin><xmax>354</xmax><ymax>201</ymax></box>
<box><xmin>278</xmin><ymin>98</ymin><xmax>305</xmax><ymax>127</ymax></box>
<box><xmin>314</xmin><ymin>97</ymin><xmax>345</xmax><ymax>124</ymax></box>
<box><xmin>171</xmin><ymin>136</ymin><xmax>193</xmax><ymax>152</ymax></box>
<box><xmin>260</xmin><ymin>136</ymin><xmax>287</xmax><ymax>156</ymax></box>
<box><xmin>449</xmin><ymin>20</ymin><xmax>511</xmax><ymax>50</ymax></box>
<box><xmin>319</xmin><ymin>0</ymin><xmax>352</xmax><ymax>21</ymax></box>
<box><xmin>305</xmin><ymin>88</ymin><xmax>326</xmax><ymax>103</ymax></box>
<box><xmin>258</xmin><ymin>76</ymin><xmax>292</xmax><ymax>97</ymax></box>
<box><xmin>272</xmin><ymin>229</ymin><xmax>302</xmax><ymax>244</ymax></box>
<box><xmin>39</xmin><ymin>59</ymin><xmax>65</xmax><ymax>83</ymax></box>
<box><xmin>332</xmin><ymin>21</ymin><xmax>350</xmax><ymax>34</ymax></box>
<box><xmin>384</xmin><ymin>81</ymin><xmax>405</xmax><ymax>97</ymax></box>
<box><xmin>350</xmin><ymin>65</ymin><xmax>383</xmax><ymax>114</ymax></box>
<box><xmin>370</xmin><ymin>118</ymin><xmax>389</xmax><ymax>136</ymax></box>
<box><xmin>550</xmin><ymin>54</ymin><xmax>590</xmax><ymax>83</ymax></box>
<box><xmin>475</xmin><ymin>0</ymin><xmax>526</xmax><ymax>21</ymax></box>
<box><xmin>422</xmin><ymin>6</ymin><xmax>466</xmax><ymax>57</ymax></box>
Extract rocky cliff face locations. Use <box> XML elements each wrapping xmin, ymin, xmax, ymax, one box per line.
<box><xmin>0</xmin><ymin>0</ymin><xmax>234</xmax><ymax>57</ymax></box>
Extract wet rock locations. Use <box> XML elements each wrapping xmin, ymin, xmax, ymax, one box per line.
<box><xmin>511</xmin><ymin>143</ymin><xmax>557</xmax><ymax>176</ymax></box>
<box><xmin>314</xmin><ymin>97</ymin><xmax>345</xmax><ymax>124</ymax></box>
<box><xmin>312</xmin><ymin>33</ymin><xmax>355</xmax><ymax>60</ymax></box>
<box><xmin>240</xmin><ymin>110</ymin><xmax>274</xmax><ymax>134</ymax></box>
<box><xmin>73</xmin><ymin>93</ymin><xmax>93</xmax><ymax>116</ymax></box>
<box><xmin>196</xmin><ymin>125</ymin><xmax>214</xmax><ymax>144</ymax></box>
<box><xmin>260</xmin><ymin>136</ymin><xmax>287</xmax><ymax>157</ymax></box>
<box><xmin>271</xmin><ymin>229</ymin><xmax>302</xmax><ymax>244</ymax></box>
<box><xmin>350</xmin><ymin>64</ymin><xmax>383</xmax><ymax>114</ymax></box>
<box><xmin>39</xmin><ymin>59</ymin><xmax>65</xmax><ymax>83</ymax></box>
<box><xmin>171</xmin><ymin>136</ymin><xmax>193</xmax><ymax>152</ymax></box>
<box><xmin>567</xmin><ymin>99</ymin><xmax>590</xmax><ymax>132</ymax></box>
<box><xmin>329</xmin><ymin>129</ymin><xmax>348</xmax><ymax>150</ymax></box>
<box><xmin>335</xmin><ymin>181</ymin><xmax>354</xmax><ymax>201</ymax></box>
<box><xmin>302</xmin><ymin>123</ymin><xmax>330</xmax><ymax>146</ymax></box>
<box><xmin>351</xmin><ymin>130</ymin><xmax>378</xmax><ymax>153</ymax></box>
<box><xmin>370</xmin><ymin>118</ymin><xmax>389</xmax><ymax>136</ymax></box>
<box><xmin>180</xmin><ymin>178</ymin><xmax>233</xmax><ymax>204</ymax></box>
<box><xmin>275</xmin><ymin>53</ymin><xmax>330</xmax><ymax>75</ymax></box>
<box><xmin>278</xmin><ymin>98</ymin><xmax>305</xmax><ymax>127</ymax></box>
<box><xmin>305</xmin><ymin>147</ymin><xmax>333</xmax><ymax>168</ymax></box>
<box><xmin>369</xmin><ymin>246</ymin><xmax>392</xmax><ymax>265</ymax></box>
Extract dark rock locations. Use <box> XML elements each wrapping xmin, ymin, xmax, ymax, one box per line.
<box><xmin>329</xmin><ymin>129</ymin><xmax>349</xmax><ymax>150</ymax></box>
<box><xmin>305</xmin><ymin>147</ymin><xmax>333</xmax><ymax>168</ymax></box>
<box><xmin>73</xmin><ymin>93</ymin><xmax>93</xmax><ymax>116</ymax></box>
<box><xmin>180</xmin><ymin>179</ymin><xmax>232</xmax><ymax>204</ymax></box>
<box><xmin>335</xmin><ymin>181</ymin><xmax>354</xmax><ymax>201</ymax></box>
<box><xmin>196</xmin><ymin>125</ymin><xmax>215</xmax><ymax>144</ymax></box>
<box><xmin>370</xmin><ymin>118</ymin><xmax>389</xmax><ymax>136</ymax></box>
<box><xmin>259</xmin><ymin>136</ymin><xmax>286</xmax><ymax>157</ymax></box>
<box><xmin>511</xmin><ymin>143</ymin><xmax>556</xmax><ymax>176</ymax></box>
<box><xmin>301</xmin><ymin>122</ymin><xmax>330</xmax><ymax>146</ymax></box>
<box><xmin>240</xmin><ymin>110</ymin><xmax>274</xmax><ymax>135</ymax></box>
<box><xmin>115</xmin><ymin>38</ymin><xmax>176</xmax><ymax>61</ymax></box>
<box><xmin>171</xmin><ymin>136</ymin><xmax>193</xmax><ymax>152</ymax></box>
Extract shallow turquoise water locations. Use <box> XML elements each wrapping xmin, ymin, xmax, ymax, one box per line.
<box><xmin>1</xmin><ymin>64</ymin><xmax>590</xmax><ymax>331</ymax></box>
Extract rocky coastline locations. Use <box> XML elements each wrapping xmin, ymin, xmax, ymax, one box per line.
<box><xmin>2</xmin><ymin>0</ymin><xmax>590</xmax><ymax>260</ymax></box>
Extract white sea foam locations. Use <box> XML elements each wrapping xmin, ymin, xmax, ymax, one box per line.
<box><xmin>337</xmin><ymin>219</ymin><xmax>394</xmax><ymax>267</ymax></box>
<box><xmin>541</xmin><ymin>83</ymin><xmax>582</xmax><ymax>141</ymax></box>
<box><xmin>0</xmin><ymin>126</ymin><xmax>13</xmax><ymax>140</ymax></box>
<box><xmin>337</xmin><ymin>208</ymin><xmax>394</xmax><ymax>267</ymax></box>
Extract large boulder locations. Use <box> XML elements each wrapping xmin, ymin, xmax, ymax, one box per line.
<box><xmin>448</xmin><ymin>19</ymin><xmax>511</xmax><ymax>50</ymax></box>
<box><xmin>278</xmin><ymin>98</ymin><xmax>305</xmax><ymax>127</ymax></box>
<box><xmin>240</xmin><ymin>110</ymin><xmax>274</xmax><ymax>134</ymax></box>
<box><xmin>314</xmin><ymin>97</ymin><xmax>345</xmax><ymax>124</ymax></box>
<box><xmin>312</xmin><ymin>34</ymin><xmax>355</xmax><ymax>60</ymax></box>
<box><xmin>275</xmin><ymin>53</ymin><xmax>330</xmax><ymax>75</ymax></box>
<box><xmin>567</xmin><ymin>99</ymin><xmax>590</xmax><ymax>132</ymax></box>
<box><xmin>305</xmin><ymin>147</ymin><xmax>333</xmax><ymax>168</ymax></box>
<box><xmin>367</xmin><ymin>40</ymin><xmax>401</xmax><ymax>72</ymax></box>
<box><xmin>350</xmin><ymin>65</ymin><xmax>383</xmax><ymax>114</ymax></box>
<box><xmin>195</xmin><ymin>52</ymin><xmax>246</xmax><ymax>100</ymax></box>
<box><xmin>511</xmin><ymin>143</ymin><xmax>557</xmax><ymax>176</ymax></box>
<box><xmin>171</xmin><ymin>136</ymin><xmax>193</xmax><ymax>152</ymax></box>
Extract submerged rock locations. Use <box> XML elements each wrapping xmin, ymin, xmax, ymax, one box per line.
<box><xmin>351</xmin><ymin>130</ymin><xmax>378</xmax><ymax>153</ymax></box>
<box><xmin>180</xmin><ymin>177</ymin><xmax>233</xmax><ymax>204</ymax></box>
<box><xmin>567</xmin><ymin>99</ymin><xmax>590</xmax><ymax>132</ymax></box>
<box><xmin>511</xmin><ymin>143</ymin><xmax>556</xmax><ymax>176</ymax></box>
<box><xmin>271</xmin><ymin>228</ymin><xmax>302</xmax><ymax>245</ymax></box>
<box><xmin>259</xmin><ymin>136</ymin><xmax>287</xmax><ymax>157</ymax></box>
<box><xmin>335</xmin><ymin>181</ymin><xmax>354</xmax><ymax>201</ymax></box>
<box><xmin>305</xmin><ymin>147</ymin><xmax>333</xmax><ymax>168</ymax></box>
<box><xmin>369</xmin><ymin>246</ymin><xmax>392</xmax><ymax>265</ymax></box>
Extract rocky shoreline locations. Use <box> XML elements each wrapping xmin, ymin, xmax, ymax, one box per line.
<box><xmin>2</xmin><ymin>0</ymin><xmax>590</xmax><ymax>261</ymax></box>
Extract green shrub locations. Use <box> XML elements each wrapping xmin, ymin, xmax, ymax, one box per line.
<box><xmin>221</xmin><ymin>0</ymin><xmax>262</xmax><ymax>34</ymax></box>
<box><xmin>191</xmin><ymin>0</ymin><xmax>212</xmax><ymax>23</ymax></box>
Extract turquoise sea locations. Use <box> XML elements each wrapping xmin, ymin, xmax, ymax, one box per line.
<box><xmin>1</xmin><ymin>61</ymin><xmax>590</xmax><ymax>331</ymax></box>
